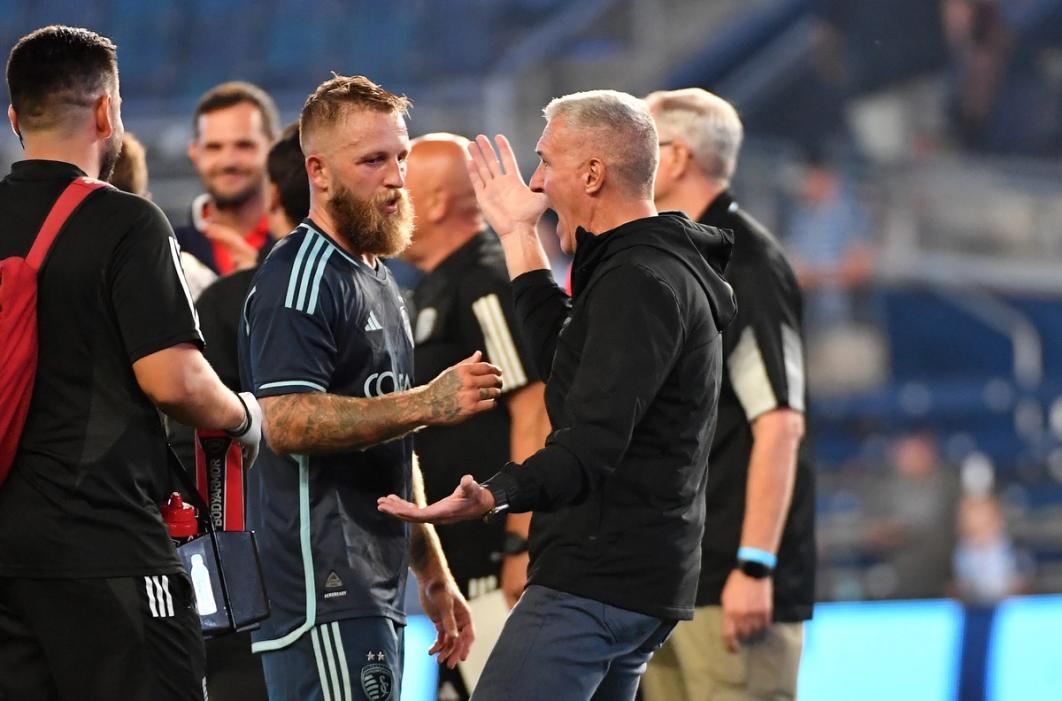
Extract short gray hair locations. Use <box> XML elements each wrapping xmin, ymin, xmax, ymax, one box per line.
<box><xmin>645</xmin><ymin>88</ymin><xmax>743</xmax><ymax>184</ymax></box>
<box><xmin>543</xmin><ymin>89</ymin><xmax>658</xmax><ymax>198</ymax></box>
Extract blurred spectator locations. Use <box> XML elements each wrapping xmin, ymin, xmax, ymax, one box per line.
<box><xmin>942</xmin><ymin>0</ymin><xmax>1062</xmax><ymax>156</ymax></box>
<box><xmin>783</xmin><ymin>154</ymin><xmax>882</xmax><ymax>393</ymax></box>
<box><xmin>195</xmin><ymin>122</ymin><xmax>306</xmax><ymax>392</ymax></box>
<box><xmin>862</xmin><ymin>432</ymin><xmax>960</xmax><ymax>599</ymax></box>
<box><xmin>952</xmin><ymin>493</ymin><xmax>1032</xmax><ymax>604</ymax></box>
<box><xmin>783</xmin><ymin>154</ymin><xmax>873</xmax><ymax>330</ymax></box>
<box><xmin>109</xmin><ymin>131</ymin><xmax>217</xmax><ymax>299</ymax></box>
<box><xmin>175</xmin><ymin>81</ymin><xmax>279</xmax><ymax>275</ymax></box>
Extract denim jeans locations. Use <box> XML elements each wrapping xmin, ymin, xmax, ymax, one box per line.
<box><xmin>471</xmin><ymin>585</ymin><xmax>676</xmax><ymax>701</ymax></box>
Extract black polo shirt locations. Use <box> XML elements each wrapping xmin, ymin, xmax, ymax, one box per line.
<box><xmin>411</xmin><ymin>231</ymin><xmax>540</xmax><ymax>595</ymax></box>
<box><xmin>697</xmin><ymin>191</ymin><xmax>816</xmax><ymax>621</ymax></box>
<box><xmin>0</xmin><ymin>160</ymin><xmax>203</xmax><ymax>578</ymax></box>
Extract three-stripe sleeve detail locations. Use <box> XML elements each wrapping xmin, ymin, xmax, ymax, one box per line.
<box><xmin>283</xmin><ymin>231</ymin><xmax>336</xmax><ymax>314</ymax></box>
<box><xmin>471</xmin><ymin>293</ymin><xmax>528</xmax><ymax>392</ymax></box>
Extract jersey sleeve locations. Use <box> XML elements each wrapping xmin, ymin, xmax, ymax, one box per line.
<box><xmin>724</xmin><ymin>253</ymin><xmax>806</xmax><ymax>421</ymax></box>
<box><xmin>462</xmin><ymin>273</ymin><xmax>542</xmax><ymax>394</ymax></box>
<box><xmin>242</xmin><ymin>256</ymin><xmax>340</xmax><ymax>398</ymax></box>
<box><xmin>109</xmin><ymin>198</ymin><xmax>204</xmax><ymax>363</ymax></box>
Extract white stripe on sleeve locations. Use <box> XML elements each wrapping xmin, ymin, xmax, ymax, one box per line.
<box><xmin>168</xmin><ymin>238</ymin><xmax>201</xmax><ymax>332</ymax></box>
<box><xmin>728</xmin><ymin>326</ymin><xmax>779</xmax><ymax>421</ymax></box>
<box><xmin>781</xmin><ymin>323</ymin><xmax>806</xmax><ymax>412</ymax></box>
<box><xmin>471</xmin><ymin>293</ymin><xmax>528</xmax><ymax>392</ymax></box>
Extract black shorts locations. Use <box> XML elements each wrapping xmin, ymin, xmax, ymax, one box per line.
<box><xmin>0</xmin><ymin>573</ymin><xmax>206</xmax><ymax>701</ymax></box>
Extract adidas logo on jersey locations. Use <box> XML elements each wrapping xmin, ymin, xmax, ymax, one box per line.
<box><xmin>364</xmin><ymin>311</ymin><xmax>383</xmax><ymax>332</ymax></box>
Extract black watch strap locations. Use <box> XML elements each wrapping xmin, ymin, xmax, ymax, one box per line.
<box><xmin>481</xmin><ymin>478</ymin><xmax>510</xmax><ymax>524</ymax></box>
<box><xmin>737</xmin><ymin>559</ymin><xmax>774</xmax><ymax>579</ymax></box>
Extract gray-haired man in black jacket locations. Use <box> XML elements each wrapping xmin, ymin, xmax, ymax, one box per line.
<box><xmin>379</xmin><ymin>89</ymin><xmax>736</xmax><ymax>701</ymax></box>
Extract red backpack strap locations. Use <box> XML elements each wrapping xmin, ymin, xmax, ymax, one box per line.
<box><xmin>25</xmin><ymin>176</ymin><xmax>110</xmax><ymax>271</ymax></box>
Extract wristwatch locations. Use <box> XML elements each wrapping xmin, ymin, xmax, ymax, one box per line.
<box><xmin>736</xmin><ymin>559</ymin><xmax>774</xmax><ymax>579</ymax></box>
<box><xmin>501</xmin><ymin>532</ymin><xmax>529</xmax><ymax>555</ymax></box>
<box><xmin>481</xmin><ymin>478</ymin><xmax>511</xmax><ymax>524</ymax></box>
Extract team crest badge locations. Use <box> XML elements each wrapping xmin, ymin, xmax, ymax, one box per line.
<box><xmin>360</xmin><ymin>662</ymin><xmax>394</xmax><ymax>700</ymax></box>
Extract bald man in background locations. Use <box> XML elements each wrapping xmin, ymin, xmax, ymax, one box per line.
<box><xmin>402</xmin><ymin>133</ymin><xmax>551</xmax><ymax>701</ymax></box>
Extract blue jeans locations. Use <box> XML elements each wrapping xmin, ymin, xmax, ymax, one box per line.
<box><xmin>471</xmin><ymin>585</ymin><xmax>676</xmax><ymax>701</ymax></box>
<box><xmin>259</xmin><ymin>617</ymin><xmax>404</xmax><ymax>701</ymax></box>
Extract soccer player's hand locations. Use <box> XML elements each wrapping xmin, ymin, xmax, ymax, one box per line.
<box><xmin>422</xmin><ymin>351</ymin><xmax>502</xmax><ymax>425</ymax></box>
<box><xmin>419</xmin><ymin>577</ymin><xmax>475</xmax><ymax>669</ymax></box>
<box><xmin>377</xmin><ymin>475</ymin><xmax>495</xmax><ymax>525</ymax></box>
<box><xmin>720</xmin><ymin>569</ymin><xmax>773</xmax><ymax>652</ymax></box>
<box><xmin>466</xmin><ymin>134</ymin><xmax>549</xmax><ymax>238</ymax></box>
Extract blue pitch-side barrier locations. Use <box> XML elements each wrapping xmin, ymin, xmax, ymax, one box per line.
<box><xmin>402</xmin><ymin>595</ymin><xmax>1062</xmax><ymax>700</ymax></box>
<box><xmin>800</xmin><ymin>596</ymin><xmax>1062</xmax><ymax>701</ymax></box>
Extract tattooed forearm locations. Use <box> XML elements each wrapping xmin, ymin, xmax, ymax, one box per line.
<box><xmin>421</xmin><ymin>371</ymin><xmax>464</xmax><ymax>423</ymax></box>
<box><xmin>261</xmin><ymin>389</ymin><xmax>430</xmax><ymax>455</ymax></box>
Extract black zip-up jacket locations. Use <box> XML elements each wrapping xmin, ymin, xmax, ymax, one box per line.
<box><xmin>487</xmin><ymin>212</ymin><xmax>736</xmax><ymax>620</ymax></box>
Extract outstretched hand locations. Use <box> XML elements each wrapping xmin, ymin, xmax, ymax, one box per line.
<box><xmin>378</xmin><ymin>475</ymin><xmax>495</xmax><ymax>525</ymax></box>
<box><xmin>466</xmin><ymin>134</ymin><xmax>549</xmax><ymax>238</ymax></box>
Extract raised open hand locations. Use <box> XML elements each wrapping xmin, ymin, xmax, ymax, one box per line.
<box><xmin>466</xmin><ymin>134</ymin><xmax>549</xmax><ymax>238</ymax></box>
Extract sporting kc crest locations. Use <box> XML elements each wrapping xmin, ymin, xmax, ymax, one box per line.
<box><xmin>360</xmin><ymin>661</ymin><xmax>394</xmax><ymax>700</ymax></box>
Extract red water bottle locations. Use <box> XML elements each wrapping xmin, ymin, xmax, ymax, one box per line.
<box><xmin>194</xmin><ymin>429</ymin><xmax>246</xmax><ymax>531</ymax></box>
<box><xmin>161</xmin><ymin>492</ymin><xmax>199</xmax><ymax>542</ymax></box>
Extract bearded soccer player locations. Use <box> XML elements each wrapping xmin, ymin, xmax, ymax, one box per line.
<box><xmin>239</xmin><ymin>75</ymin><xmax>500</xmax><ymax>700</ymax></box>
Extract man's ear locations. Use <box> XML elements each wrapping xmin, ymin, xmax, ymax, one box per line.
<box><xmin>584</xmin><ymin>158</ymin><xmax>605</xmax><ymax>195</ymax></box>
<box><xmin>306</xmin><ymin>154</ymin><xmax>331</xmax><ymax>196</ymax></box>
<box><xmin>94</xmin><ymin>94</ymin><xmax>115</xmax><ymax>140</ymax></box>
<box><xmin>668</xmin><ymin>141</ymin><xmax>693</xmax><ymax>180</ymax></box>
<box><xmin>8</xmin><ymin>105</ymin><xmax>23</xmax><ymax>148</ymax></box>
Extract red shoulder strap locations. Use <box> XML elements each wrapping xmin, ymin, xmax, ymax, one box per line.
<box><xmin>25</xmin><ymin>176</ymin><xmax>110</xmax><ymax>271</ymax></box>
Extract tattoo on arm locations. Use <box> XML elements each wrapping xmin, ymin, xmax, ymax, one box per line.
<box><xmin>261</xmin><ymin>389</ymin><xmax>430</xmax><ymax>455</ymax></box>
<box><xmin>424</xmin><ymin>372</ymin><xmax>463</xmax><ymax>423</ymax></box>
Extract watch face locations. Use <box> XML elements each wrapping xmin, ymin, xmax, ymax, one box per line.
<box><xmin>738</xmin><ymin>560</ymin><xmax>772</xmax><ymax>579</ymax></box>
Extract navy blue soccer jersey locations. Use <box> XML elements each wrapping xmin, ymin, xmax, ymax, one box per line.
<box><xmin>238</xmin><ymin>220</ymin><xmax>415</xmax><ymax>653</ymax></box>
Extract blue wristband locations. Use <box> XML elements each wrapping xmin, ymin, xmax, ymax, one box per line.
<box><xmin>737</xmin><ymin>546</ymin><xmax>777</xmax><ymax>569</ymax></box>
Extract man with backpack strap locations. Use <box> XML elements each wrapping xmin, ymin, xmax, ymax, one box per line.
<box><xmin>0</xmin><ymin>26</ymin><xmax>263</xmax><ymax>701</ymax></box>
